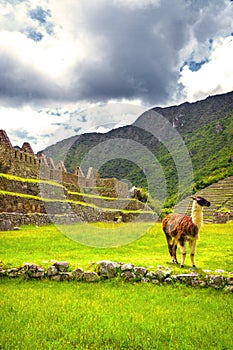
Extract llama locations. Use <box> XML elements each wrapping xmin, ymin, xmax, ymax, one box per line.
<box><xmin>162</xmin><ymin>196</ymin><xmax>210</xmax><ymax>268</ymax></box>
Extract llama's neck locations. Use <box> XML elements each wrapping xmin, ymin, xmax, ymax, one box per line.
<box><xmin>191</xmin><ymin>200</ymin><xmax>203</xmax><ymax>230</ymax></box>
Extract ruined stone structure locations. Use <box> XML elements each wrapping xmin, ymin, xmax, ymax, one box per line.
<box><xmin>0</xmin><ymin>130</ymin><xmax>156</xmax><ymax>227</ymax></box>
<box><xmin>0</xmin><ymin>129</ymin><xmax>129</xmax><ymax>196</ymax></box>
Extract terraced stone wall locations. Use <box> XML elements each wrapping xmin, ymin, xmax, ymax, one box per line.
<box><xmin>175</xmin><ymin>176</ymin><xmax>233</xmax><ymax>223</ymax></box>
<box><xmin>0</xmin><ymin>130</ymin><xmax>156</xmax><ymax>228</ymax></box>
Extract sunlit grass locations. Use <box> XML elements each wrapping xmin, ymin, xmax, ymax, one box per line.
<box><xmin>0</xmin><ymin>279</ymin><xmax>232</xmax><ymax>350</ymax></box>
<box><xmin>1</xmin><ymin>223</ymin><xmax>233</xmax><ymax>349</ymax></box>
<box><xmin>0</xmin><ymin>222</ymin><xmax>232</xmax><ymax>273</ymax></box>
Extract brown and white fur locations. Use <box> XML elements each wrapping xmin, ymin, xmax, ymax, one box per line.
<box><xmin>162</xmin><ymin>196</ymin><xmax>210</xmax><ymax>268</ymax></box>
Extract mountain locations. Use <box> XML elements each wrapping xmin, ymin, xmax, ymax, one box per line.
<box><xmin>43</xmin><ymin>90</ymin><xmax>233</xmax><ymax>207</ymax></box>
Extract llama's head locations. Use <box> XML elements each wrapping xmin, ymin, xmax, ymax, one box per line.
<box><xmin>191</xmin><ymin>196</ymin><xmax>210</xmax><ymax>207</ymax></box>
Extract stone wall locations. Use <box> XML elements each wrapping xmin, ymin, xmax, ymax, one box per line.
<box><xmin>0</xmin><ymin>213</ymin><xmax>51</xmax><ymax>227</ymax></box>
<box><xmin>1</xmin><ymin>260</ymin><xmax>233</xmax><ymax>293</ymax></box>
<box><xmin>0</xmin><ymin>146</ymin><xmax>39</xmax><ymax>179</ymax></box>
<box><xmin>0</xmin><ymin>191</ymin><xmax>156</xmax><ymax>227</ymax></box>
<box><xmin>213</xmin><ymin>211</ymin><xmax>233</xmax><ymax>223</ymax></box>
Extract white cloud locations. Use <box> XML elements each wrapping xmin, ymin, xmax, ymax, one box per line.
<box><xmin>0</xmin><ymin>101</ymin><xmax>145</xmax><ymax>152</ymax></box>
<box><xmin>179</xmin><ymin>36</ymin><xmax>233</xmax><ymax>101</ymax></box>
<box><xmin>113</xmin><ymin>0</ymin><xmax>161</xmax><ymax>9</ymax></box>
<box><xmin>0</xmin><ymin>105</ymin><xmax>69</xmax><ymax>151</ymax></box>
<box><xmin>46</xmin><ymin>101</ymin><xmax>146</xmax><ymax>149</ymax></box>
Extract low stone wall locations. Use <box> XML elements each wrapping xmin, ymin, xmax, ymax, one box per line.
<box><xmin>0</xmin><ymin>206</ymin><xmax>156</xmax><ymax>228</ymax></box>
<box><xmin>1</xmin><ymin>260</ymin><xmax>233</xmax><ymax>292</ymax></box>
<box><xmin>0</xmin><ymin>213</ymin><xmax>47</xmax><ymax>226</ymax></box>
<box><xmin>0</xmin><ymin>194</ymin><xmax>46</xmax><ymax>214</ymax></box>
<box><xmin>213</xmin><ymin>212</ymin><xmax>233</xmax><ymax>223</ymax></box>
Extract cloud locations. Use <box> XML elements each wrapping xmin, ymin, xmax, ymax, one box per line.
<box><xmin>13</xmin><ymin>129</ymin><xmax>38</xmax><ymax>143</ymax></box>
<box><xmin>64</xmin><ymin>0</ymin><xmax>233</xmax><ymax>105</ymax></box>
<box><xmin>179</xmin><ymin>36</ymin><xmax>233</xmax><ymax>101</ymax></box>
<box><xmin>46</xmin><ymin>101</ymin><xmax>146</xmax><ymax>149</ymax></box>
<box><xmin>0</xmin><ymin>0</ymin><xmax>232</xmax><ymax>108</ymax></box>
<box><xmin>0</xmin><ymin>0</ymin><xmax>233</xmax><ymax>150</ymax></box>
<box><xmin>0</xmin><ymin>105</ymin><xmax>68</xmax><ymax>151</ymax></box>
<box><xmin>0</xmin><ymin>100</ymin><xmax>145</xmax><ymax>152</ymax></box>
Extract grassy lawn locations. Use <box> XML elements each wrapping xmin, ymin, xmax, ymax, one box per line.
<box><xmin>0</xmin><ymin>222</ymin><xmax>233</xmax><ymax>349</ymax></box>
<box><xmin>1</xmin><ymin>279</ymin><xmax>232</xmax><ymax>350</ymax></box>
<box><xmin>0</xmin><ymin>222</ymin><xmax>232</xmax><ymax>272</ymax></box>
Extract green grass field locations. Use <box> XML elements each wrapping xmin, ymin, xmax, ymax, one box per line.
<box><xmin>0</xmin><ymin>222</ymin><xmax>233</xmax><ymax>349</ymax></box>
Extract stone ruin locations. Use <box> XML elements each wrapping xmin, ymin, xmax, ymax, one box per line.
<box><xmin>0</xmin><ymin>130</ymin><xmax>156</xmax><ymax>228</ymax></box>
<box><xmin>0</xmin><ymin>129</ymin><xmax>129</xmax><ymax>195</ymax></box>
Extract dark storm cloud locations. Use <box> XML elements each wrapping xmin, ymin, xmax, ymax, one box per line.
<box><xmin>70</xmin><ymin>1</ymin><xmax>190</xmax><ymax>104</ymax></box>
<box><xmin>0</xmin><ymin>52</ymin><xmax>63</xmax><ymax>107</ymax></box>
<box><xmin>66</xmin><ymin>0</ymin><xmax>233</xmax><ymax>105</ymax></box>
<box><xmin>0</xmin><ymin>0</ymin><xmax>233</xmax><ymax>107</ymax></box>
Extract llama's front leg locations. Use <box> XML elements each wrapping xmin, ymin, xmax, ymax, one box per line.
<box><xmin>189</xmin><ymin>240</ymin><xmax>197</xmax><ymax>267</ymax></box>
<box><xmin>179</xmin><ymin>239</ymin><xmax>186</xmax><ymax>268</ymax></box>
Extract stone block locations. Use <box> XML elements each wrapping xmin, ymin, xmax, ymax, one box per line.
<box><xmin>0</xmin><ymin>219</ymin><xmax>13</xmax><ymax>231</ymax></box>
<box><xmin>54</xmin><ymin>261</ymin><xmax>69</xmax><ymax>272</ymax></box>
<box><xmin>83</xmin><ymin>272</ymin><xmax>99</xmax><ymax>282</ymax></box>
<box><xmin>96</xmin><ymin>260</ymin><xmax>119</xmax><ymax>279</ymax></box>
<box><xmin>72</xmin><ymin>268</ymin><xmax>84</xmax><ymax>280</ymax></box>
<box><xmin>121</xmin><ymin>263</ymin><xmax>135</xmax><ymax>272</ymax></box>
<box><xmin>133</xmin><ymin>266</ymin><xmax>148</xmax><ymax>279</ymax></box>
<box><xmin>121</xmin><ymin>271</ymin><xmax>136</xmax><ymax>282</ymax></box>
<box><xmin>205</xmin><ymin>275</ymin><xmax>226</xmax><ymax>289</ymax></box>
<box><xmin>47</xmin><ymin>265</ymin><xmax>59</xmax><ymax>276</ymax></box>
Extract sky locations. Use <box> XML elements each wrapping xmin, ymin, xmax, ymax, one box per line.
<box><xmin>0</xmin><ymin>0</ymin><xmax>233</xmax><ymax>152</ymax></box>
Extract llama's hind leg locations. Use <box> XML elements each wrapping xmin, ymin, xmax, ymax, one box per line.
<box><xmin>166</xmin><ymin>236</ymin><xmax>178</xmax><ymax>264</ymax></box>
<box><xmin>189</xmin><ymin>240</ymin><xmax>197</xmax><ymax>267</ymax></box>
<box><xmin>179</xmin><ymin>238</ymin><xmax>186</xmax><ymax>268</ymax></box>
<box><xmin>172</xmin><ymin>241</ymin><xmax>178</xmax><ymax>264</ymax></box>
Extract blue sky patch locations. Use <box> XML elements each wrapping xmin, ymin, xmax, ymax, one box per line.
<box><xmin>187</xmin><ymin>59</ymin><xmax>208</xmax><ymax>72</ymax></box>
<box><xmin>26</xmin><ymin>28</ymin><xmax>43</xmax><ymax>42</ymax></box>
<box><xmin>28</xmin><ymin>6</ymin><xmax>51</xmax><ymax>24</ymax></box>
<box><xmin>180</xmin><ymin>58</ymin><xmax>208</xmax><ymax>72</ymax></box>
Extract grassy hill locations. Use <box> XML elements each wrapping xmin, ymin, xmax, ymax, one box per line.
<box><xmin>43</xmin><ymin>91</ymin><xmax>233</xmax><ymax>207</ymax></box>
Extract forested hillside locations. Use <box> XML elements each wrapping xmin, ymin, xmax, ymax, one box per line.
<box><xmin>43</xmin><ymin>91</ymin><xmax>233</xmax><ymax>207</ymax></box>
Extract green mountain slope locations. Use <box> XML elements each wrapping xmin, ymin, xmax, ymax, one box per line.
<box><xmin>43</xmin><ymin>91</ymin><xmax>233</xmax><ymax>207</ymax></box>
